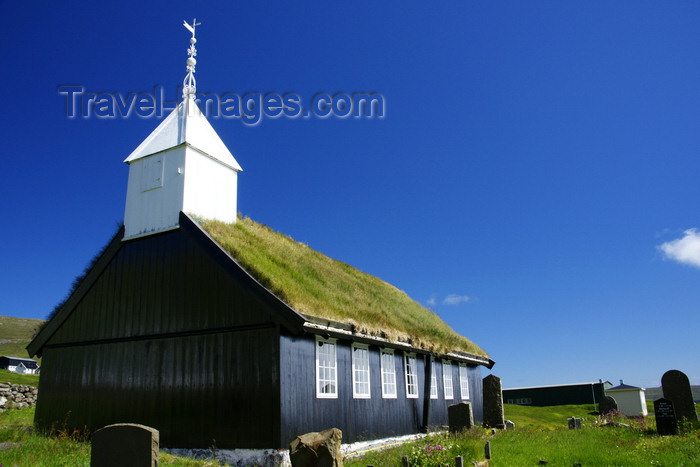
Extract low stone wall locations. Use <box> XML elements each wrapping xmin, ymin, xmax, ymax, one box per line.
<box><xmin>0</xmin><ymin>383</ymin><xmax>38</xmax><ymax>410</ymax></box>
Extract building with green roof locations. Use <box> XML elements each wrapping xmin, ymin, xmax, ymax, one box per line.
<box><xmin>27</xmin><ymin>25</ymin><xmax>492</xmax><ymax>450</ymax></box>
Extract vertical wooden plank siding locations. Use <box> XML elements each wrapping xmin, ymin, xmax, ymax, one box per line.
<box><xmin>278</xmin><ymin>333</ymin><xmax>483</xmax><ymax>445</ymax></box>
<box><xmin>36</xmin><ymin>330</ymin><xmax>279</xmax><ymax>447</ymax></box>
<box><xmin>34</xmin><ymin>230</ymin><xmax>283</xmax><ymax>448</ymax></box>
<box><xmin>425</xmin><ymin>363</ymin><xmax>483</xmax><ymax>425</ymax></box>
<box><xmin>34</xmin><ymin>226</ymin><xmax>486</xmax><ymax>449</ymax></box>
<box><xmin>502</xmin><ymin>382</ymin><xmax>606</xmax><ymax>407</ymax></box>
<box><xmin>44</xmin><ymin>231</ymin><xmax>278</xmax><ymax>345</ymax></box>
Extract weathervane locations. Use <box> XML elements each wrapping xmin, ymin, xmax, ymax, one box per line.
<box><xmin>182</xmin><ymin>18</ymin><xmax>201</xmax><ymax>99</ymax></box>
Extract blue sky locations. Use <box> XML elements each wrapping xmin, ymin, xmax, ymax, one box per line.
<box><xmin>3</xmin><ymin>1</ymin><xmax>699</xmax><ymax>389</ymax></box>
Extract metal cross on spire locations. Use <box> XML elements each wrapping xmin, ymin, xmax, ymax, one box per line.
<box><xmin>182</xmin><ymin>18</ymin><xmax>201</xmax><ymax>99</ymax></box>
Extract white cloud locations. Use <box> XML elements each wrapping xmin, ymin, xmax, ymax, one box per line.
<box><xmin>426</xmin><ymin>297</ymin><xmax>437</xmax><ymax>308</ymax></box>
<box><xmin>658</xmin><ymin>228</ymin><xmax>700</xmax><ymax>268</ymax></box>
<box><xmin>443</xmin><ymin>294</ymin><xmax>470</xmax><ymax>305</ymax></box>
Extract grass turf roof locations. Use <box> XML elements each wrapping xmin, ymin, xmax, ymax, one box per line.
<box><xmin>200</xmin><ymin>216</ymin><xmax>487</xmax><ymax>357</ymax></box>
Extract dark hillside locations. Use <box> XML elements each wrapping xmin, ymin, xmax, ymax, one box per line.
<box><xmin>645</xmin><ymin>385</ymin><xmax>700</xmax><ymax>402</ymax></box>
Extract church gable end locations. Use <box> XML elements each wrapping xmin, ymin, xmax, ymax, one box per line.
<box><xmin>33</xmin><ymin>227</ymin><xmax>287</xmax><ymax>352</ymax></box>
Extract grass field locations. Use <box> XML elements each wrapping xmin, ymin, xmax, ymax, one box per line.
<box><xmin>0</xmin><ymin>406</ymin><xmax>221</xmax><ymax>466</ymax></box>
<box><xmin>502</xmin><ymin>403</ymin><xmax>596</xmax><ymax>430</ymax></box>
<box><xmin>0</xmin><ymin>402</ymin><xmax>698</xmax><ymax>466</ymax></box>
<box><xmin>0</xmin><ymin>369</ymin><xmax>40</xmax><ymax>386</ymax></box>
<box><xmin>346</xmin><ymin>403</ymin><xmax>700</xmax><ymax>466</ymax></box>
<box><xmin>491</xmin><ymin>403</ymin><xmax>699</xmax><ymax>466</ymax></box>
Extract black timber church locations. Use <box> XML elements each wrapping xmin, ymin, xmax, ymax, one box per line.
<box><xmin>27</xmin><ymin>34</ymin><xmax>493</xmax><ymax>450</ymax></box>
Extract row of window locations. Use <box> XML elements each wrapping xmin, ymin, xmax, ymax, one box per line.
<box><xmin>316</xmin><ymin>337</ymin><xmax>470</xmax><ymax>400</ymax></box>
<box><xmin>506</xmin><ymin>398</ymin><xmax>532</xmax><ymax>405</ymax></box>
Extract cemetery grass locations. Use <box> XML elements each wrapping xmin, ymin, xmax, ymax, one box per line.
<box><xmin>1</xmin><ymin>404</ymin><xmax>697</xmax><ymax>466</ymax></box>
<box><xmin>345</xmin><ymin>404</ymin><xmax>700</xmax><ymax>466</ymax></box>
<box><xmin>343</xmin><ymin>429</ymin><xmax>486</xmax><ymax>467</ymax></box>
<box><xmin>0</xmin><ymin>406</ymin><xmax>227</xmax><ymax>466</ymax></box>
<box><xmin>490</xmin><ymin>422</ymin><xmax>699</xmax><ymax>466</ymax></box>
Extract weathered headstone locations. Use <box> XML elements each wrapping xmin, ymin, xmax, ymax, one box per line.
<box><xmin>448</xmin><ymin>402</ymin><xmax>474</xmax><ymax>432</ymax></box>
<box><xmin>289</xmin><ymin>428</ymin><xmax>343</xmax><ymax>467</ymax></box>
<box><xmin>654</xmin><ymin>398</ymin><xmax>678</xmax><ymax>436</ymax></box>
<box><xmin>90</xmin><ymin>423</ymin><xmax>159</xmax><ymax>467</ymax></box>
<box><xmin>598</xmin><ymin>395</ymin><xmax>618</xmax><ymax>415</ymax></box>
<box><xmin>504</xmin><ymin>419</ymin><xmax>515</xmax><ymax>430</ymax></box>
<box><xmin>482</xmin><ymin>374</ymin><xmax>505</xmax><ymax>429</ymax></box>
<box><xmin>661</xmin><ymin>369</ymin><xmax>698</xmax><ymax>423</ymax></box>
<box><xmin>567</xmin><ymin>417</ymin><xmax>582</xmax><ymax>430</ymax></box>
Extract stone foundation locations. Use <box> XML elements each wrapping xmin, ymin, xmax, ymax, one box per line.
<box><xmin>165</xmin><ymin>433</ymin><xmax>427</xmax><ymax>467</ymax></box>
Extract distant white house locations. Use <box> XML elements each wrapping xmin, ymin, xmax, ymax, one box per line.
<box><xmin>606</xmin><ymin>379</ymin><xmax>647</xmax><ymax>416</ymax></box>
<box><xmin>0</xmin><ymin>356</ymin><xmax>40</xmax><ymax>374</ymax></box>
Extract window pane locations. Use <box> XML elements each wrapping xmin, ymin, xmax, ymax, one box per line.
<box><xmin>381</xmin><ymin>350</ymin><xmax>397</xmax><ymax>398</ymax></box>
<box><xmin>430</xmin><ymin>359</ymin><xmax>438</xmax><ymax>399</ymax></box>
<box><xmin>405</xmin><ymin>354</ymin><xmax>418</xmax><ymax>398</ymax></box>
<box><xmin>352</xmin><ymin>345</ymin><xmax>371</xmax><ymax>398</ymax></box>
<box><xmin>316</xmin><ymin>339</ymin><xmax>337</xmax><ymax>398</ymax></box>
<box><xmin>459</xmin><ymin>364</ymin><xmax>470</xmax><ymax>400</ymax></box>
<box><xmin>443</xmin><ymin>361</ymin><xmax>454</xmax><ymax>400</ymax></box>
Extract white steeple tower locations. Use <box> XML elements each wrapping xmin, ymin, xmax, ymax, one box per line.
<box><xmin>123</xmin><ymin>19</ymin><xmax>241</xmax><ymax>240</ymax></box>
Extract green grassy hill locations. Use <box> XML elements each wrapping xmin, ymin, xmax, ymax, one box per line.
<box><xmin>0</xmin><ymin>369</ymin><xmax>39</xmax><ymax>385</ymax></box>
<box><xmin>0</xmin><ymin>315</ymin><xmax>44</xmax><ymax>364</ymax></box>
<box><xmin>645</xmin><ymin>385</ymin><xmax>700</xmax><ymax>401</ymax></box>
<box><xmin>504</xmin><ymin>403</ymin><xmax>596</xmax><ymax>430</ymax></box>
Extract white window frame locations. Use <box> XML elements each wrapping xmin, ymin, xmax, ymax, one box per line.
<box><xmin>442</xmin><ymin>360</ymin><xmax>454</xmax><ymax>400</ymax></box>
<box><xmin>352</xmin><ymin>344</ymin><xmax>371</xmax><ymax>399</ymax></box>
<box><xmin>430</xmin><ymin>358</ymin><xmax>438</xmax><ymax>399</ymax></box>
<box><xmin>380</xmin><ymin>349</ymin><xmax>397</xmax><ymax>399</ymax></box>
<box><xmin>459</xmin><ymin>363</ymin><xmax>470</xmax><ymax>400</ymax></box>
<box><xmin>315</xmin><ymin>336</ymin><xmax>338</xmax><ymax>399</ymax></box>
<box><xmin>404</xmin><ymin>353</ymin><xmax>419</xmax><ymax>399</ymax></box>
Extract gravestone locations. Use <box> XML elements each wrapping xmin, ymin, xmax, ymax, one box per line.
<box><xmin>654</xmin><ymin>398</ymin><xmax>678</xmax><ymax>436</ymax></box>
<box><xmin>598</xmin><ymin>395</ymin><xmax>618</xmax><ymax>415</ymax></box>
<box><xmin>661</xmin><ymin>369</ymin><xmax>698</xmax><ymax>423</ymax></box>
<box><xmin>448</xmin><ymin>402</ymin><xmax>474</xmax><ymax>432</ymax></box>
<box><xmin>482</xmin><ymin>374</ymin><xmax>505</xmax><ymax>429</ymax></box>
<box><xmin>567</xmin><ymin>417</ymin><xmax>582</xmax><ymax>430</ymax></box>
<box><xmin>289</xmin><ymin>428</ymin><xmax>343</xmax><ymax>467</ymax></box>
<box><xmin>90</xmin><ymin>423</ymin><xmax>159</xmax><ymax>467</ymax></box>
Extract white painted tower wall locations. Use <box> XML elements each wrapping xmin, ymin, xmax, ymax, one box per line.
<box><xmin>181</xmin><ymin>146</ymin><xmax>238</xmax><ymax>223</ymax></box>
<box><xmin>123</xmin><ymin>143</ymin><xmax>238</xmax><ymax>240</ymax></box>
